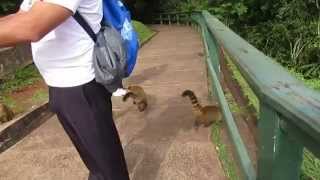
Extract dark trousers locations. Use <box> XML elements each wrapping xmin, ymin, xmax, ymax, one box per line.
<box><xmin>49</xmin><ymin>80</ymin><xmax>130</xmax><ymax>180</ymax></box>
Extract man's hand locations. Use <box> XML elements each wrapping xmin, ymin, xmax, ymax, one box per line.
<box><xmin>0</xmin><ymin>1</ymin><xmax>73</xmax><ymax>47</ymax></box>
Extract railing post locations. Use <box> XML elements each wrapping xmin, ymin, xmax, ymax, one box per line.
<box><xmin>177</xmin><ymin>14</ymin><xmax>180</xmax><ymax>25</ymax></box>
<box><xmin>182</xmin><ymin>14</ymin><xmax>188</xmax><ymax>26</ymax></box>
<box><xmin>203</xmin><ymin>27</ymin><xmax>221</xmax><ymax>80</ymax></box>
<box><xmin>160</xmin><ymin>14</ymin><xmax>163</xmax><ymax>25</ymax></box>
<box><xmin>168</xmin><ymin>14</ymin><xmax>171</xmax><ymax>25</ymax></box>
<box><xmin>257</xmin><ymin>103</ymin><xmax>304</xmax><ymax>180</ymax></box>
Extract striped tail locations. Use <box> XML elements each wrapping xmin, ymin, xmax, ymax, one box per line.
<box><xmin>182</xmin><ymin>90</ymin><xmax>202</xmax><ymax>109</ymax></box>
<box><xmin>123</xmin><ymin>92</ymin><xmax>137</xmax><ymax>102</ymax></box>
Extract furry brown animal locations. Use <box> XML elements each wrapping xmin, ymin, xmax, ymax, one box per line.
<box><xmin>123</xmin><ymin>85</ymin><xmax>148</xmax><ymax>112</ymax></box>
<box><xmin>0</xmin><ymin>103</ymin><xmax>14</xmax><ymax>124</ymax></box>
<box><xmin>182</xmin><ymin>90</ymin><xmax>222</xmax><ymax>128</ymax></box>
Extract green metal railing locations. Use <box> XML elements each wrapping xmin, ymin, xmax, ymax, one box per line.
<box><xmin>154</xmin><ymin>11</ymin><xmax>320</xmax><ymax>180</ymax></box>
<box><xmin>153</xmin><ymin>11</ymin><xmax>195</xmax><ymax>25</ymax></box>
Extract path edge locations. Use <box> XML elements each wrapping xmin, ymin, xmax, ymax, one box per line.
<box><xmin>0</xmin><ymin>101</ymin><xmax>53</xmax><ymax>153</ymax></box>
<box><xmin>140</xmin><ymin>30</ymin><xmax>158</xmax><ymax>48</ymax></box>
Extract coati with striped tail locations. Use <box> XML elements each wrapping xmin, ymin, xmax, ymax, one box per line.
<box><xmin>182</xmin><ymin>90</ymin><xmax>222</xmax><ymax>128</ymax></box>
<box><xmin>123</xmin><ymin>85</ymin><xmax>148</xmax><ymax>112</ymax></box>
<box><xmin>0</xmin><ymin>103</ymin><xmax>14</xmax><ymax>124</ymax></box>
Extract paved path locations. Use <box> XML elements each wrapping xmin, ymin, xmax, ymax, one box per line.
<box><xmin>0</xmin><ymin>25</ymin><xmax>226</xmax><ymax>180</ymax></box>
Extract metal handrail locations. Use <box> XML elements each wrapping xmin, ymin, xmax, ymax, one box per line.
<box><xmin>154</xmin><ymin>11</ymin><xmax>320</xmax><ymax>180</ymax></box>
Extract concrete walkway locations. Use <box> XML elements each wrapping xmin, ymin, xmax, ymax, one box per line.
<box><xmin>0</xmin><ymin>25</ymin><xmax>226</xmax><ymax>180</ymax></box>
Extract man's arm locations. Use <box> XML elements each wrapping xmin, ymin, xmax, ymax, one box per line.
<box><xmin>0</xmin><ymin>14</ymin><xmax>16</xmax><ymax>22</ymax></box>
<box><xmin>0</xmin><ymin>2</ymin><xmax>73</xmax><ymax>47</ymax></box>
<box><xmin>0</xmin><ymin>10</ymin><xmax>25</xmax><ymax>22</ymax></box>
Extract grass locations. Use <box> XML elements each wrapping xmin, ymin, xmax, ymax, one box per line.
<box><xmin>1</xmin><ymin>96</ymin><xmax>16</xmax><ymax>109</ymax></box>
<box><xmin>0</xmin><ymin>64</ymin><xmax>42</xmax><ymax>109</ymax></box>
<box><xmin>301</xmin><ymin>150</ymin><xmax>320</xmax><ymax>180</ymax></box>
<box><xmin>289</xmin><ymin>69</ymin><xmax>320</xmax><ymax>91</ymax></box>
<box><xmin>0</xmin><ymin>94</ymin><xmax>26</xmax><ymax>114</ymax></box>
<box><xmin>224</xmin><ymin>54</ymin><xmax>320</xmax><ymax>180</ymax></box>
<box><xmin>211</xmin><ymin>85</ymin><xmax>257</xmax><ymax>180</ymax></box>
<box><xmin>31</xmin><ymin>89</ymin><xmax>48</xmax><ymax>104</ymax></box>
<box><xmin>208</xmin><ymin>76</ymin><xmax>239</xmax><ymax>180</ymax></box>
<box><xmin>224</xmin><ymin>54</ymin><xmax>259</xmax><ymax>115</ymax></box>
<box><xmin>296</xmin><ymin>70</ymin><xmax>320</xmax><ymax>180</ymax></box>
<box><xmin>132</xmin><ymin>20</ymin><xmax>156</xmax><ymax>45</ymax></box>
<box><xmin>212</xmin><ymin>122</ymin><xmax>239</xmax><ymax>180</ymax></box>
<box><xmin>0</xmin><ymin>64</ymin><xmax>41</xmax><ymax>94</ymax></box>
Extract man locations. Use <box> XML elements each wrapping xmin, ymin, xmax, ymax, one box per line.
<box><xmin>0</xmin><ymin>0</ymin><xmax>130</xmax><ymax>180</ymax></box>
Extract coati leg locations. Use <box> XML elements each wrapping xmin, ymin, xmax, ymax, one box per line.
<box><xmin>193</xmin><ymin>118</ymin><xmax>200</xmax><ymax>130</ymax></box>
<box><xmin>204</xmin><ymin>120</ymin><xmax>214</xmax><ymax>127</ymax></box>
<box><xmin>123</xmin><ymin>92</ymin><xmax>136</xmax><ymax>102</ymax></box>
<box><xmin>137</xmin><ymin>102</ymin><xmax>147</xmax><ymax>112</ymax></box>
<box><xmin>0</xmin><ymin>104</ymin><xmax>14</xmax><ymax>124</ymax></box>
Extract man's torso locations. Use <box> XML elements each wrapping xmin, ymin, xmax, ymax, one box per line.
<box><xmin>20</xmin><ymin>0</ymin><xmax>103</xmax><ymax>87</ymax></box>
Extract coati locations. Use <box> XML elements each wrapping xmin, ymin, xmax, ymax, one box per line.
<box><xmin>182</xmin><ymin>90</ymin><xmax>222</xmax><ymax>128</ymax></box>
<box><xmin>123</xmin><ymin>85</ymin><xmax>148</xmax><ymax>112</ymax></box>
<box><xmin>0</xmin><ymin>103</ymin><xmax>14</xmax><ymax>124</ymax></box>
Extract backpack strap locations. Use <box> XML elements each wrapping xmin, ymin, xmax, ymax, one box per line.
<box><xmin>73</xmin><ymin>11</ymin><xmax>97</xmax><ymax>42</ymax></box>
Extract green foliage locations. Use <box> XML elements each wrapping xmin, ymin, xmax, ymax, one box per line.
<box><xmin>161</xmin><ymin>0</ymin><xmax>319</xmax><ymax>79</ymax></box>
<box><xmin>0</xmin><ymin>2</ymin><xmax>14</xmax><ymax>13</ymax></box>
<box><xmin>207</xmin><ymin>1</ymin><xmax>248</xmax><ymax>26</ymax></box>
<box><xmin>302</xmin><ymin>150</ymin><xmax>320</xmax><ymax>180</ymax></box>
<box><xmin>0</xmin><ymin>96</ymin><xmax>16</xmax><ymax>109</ymax></box>
<box><xmin>238</xmin><ymin>0</ymin><xmax>320</xmax><ymax>78</ymax></box>
<box><xmin>159</xmin><ymin>0</ymin><xmax>208</xmax><ymax>12</ymax></box>
<box><xmin>225</xmin><ymin>54</ymin><xmax>260</xmax><ymax>115</ymax></box>
<box><xmin>0</xmin><ymin>64</ymin><xmax>41</xmax><ymax>94</ymax></box>
<box><xmin>31</xmin><ymin>89</ymin><xmax>48</xmax><ymax>104</ymax></box>
<box><xmin>177</xmin><ymin>0</ymin><xmax>208</xmax><ymax>12</ymax></box>
<box><xmin>0</xmin><ymin>0</ymin><xmax>20</xmax><ymax>14</ymax></box>
<box><xmin>132</xmin><ymin>20</ymin><xmax>156</xmax><ymax>45</ymax></box>
<box><xmin>212</xmin><ymin>122</ymin><xmax>239</xmax><ymax>180</ymax></box>
<box><xmin>160</xmin><ymin>0</ymin><xmax>319</xmax><ymax>179</ymax></box>
<box><xmin>289</xmin><ymin>69</ymin><xmax>320</xmax><ymax>90</ymax></box>
<box><xmin>228</xmin><ymin>56</ymin><xmax>320</xmax><ymax>180</ymax></box>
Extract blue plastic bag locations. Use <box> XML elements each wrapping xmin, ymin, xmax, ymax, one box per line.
<box><xmin>102</xmin><ymin>0</ymin><xmax>139</xmax><ymax>77</ymax></box>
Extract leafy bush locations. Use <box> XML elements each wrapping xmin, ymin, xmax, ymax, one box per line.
<box><xmin>241</xmin><ymin>0</ymin><xmax>319</xmax><ymax>77</ymax></box>
<box><xmin>0</xmin><ymin>0</ymin><xmax>20</xmax><ymax>15</ymax></box>
<box><xmin>159</xmin><ymin>1</ymin><xmax>320</xmax><ymax>179</ymax></box>
<box><xmin>132</xmin><ymin>20</ymin><xmax>155</xmax><ymax>45</ymax></box>
<box><xmin>160</xmin><ymin>0</ymin><xmax>319</xmax><ymax>79</ymax></box>
<box><xmin>0</xmin><ymin>64</ymin><xmax>41</xmax><ymax>94</ymax></box>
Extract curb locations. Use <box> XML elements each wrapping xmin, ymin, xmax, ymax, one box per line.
<box><xmin>0</xmin><ymin>44</ymin><xmax>32</xmax><ymax>79</ymax></box>
<box><xmin>139</xmin><ymin>31</ymin><xmax>158</xmax><ymax>48</ymax></box>
<box><xmin>0</xmin><ymin>102</ymin><xmax>53</xmax><ymax>153</ymax></box>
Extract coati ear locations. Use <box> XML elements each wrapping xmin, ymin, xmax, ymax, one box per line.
<box><xmin>182</xmin><ymin>89</ymin><xmax>193</xmax><ymax>97</ymax></box>
<box><xmin>181</xmin><ymin>90</ymin><xmax>188</xmax><ymax>97</ymax></box>
<box><xmin>181</xmin><ymin>90</ymin><xmax>186</xmax><ymax>96</ymax></box>
<box><xmin>193</xmin><ymin>120</ymin><xmax>200</xmax><ymax>131</ymax></box>
<box><xmin>137</xmin><ymin>104</ymin><xmax>143</xmax><ymax>112</ymax></box>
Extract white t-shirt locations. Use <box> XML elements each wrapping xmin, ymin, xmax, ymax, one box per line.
<box><xmin>20</xmin><ymin>0</ymin><xmax>103</xmax><ymax>87</ymax></box>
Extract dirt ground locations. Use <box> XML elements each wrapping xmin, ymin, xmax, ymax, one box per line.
<box><xmin>8</xmin><ymin>80</ymin><xmax>48</xmax><ymax>114</ymax></box>
<box><xmin>0</xmin><ymin>25</ymin><xmax>227</xmax><ymax>180</ymax></box>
